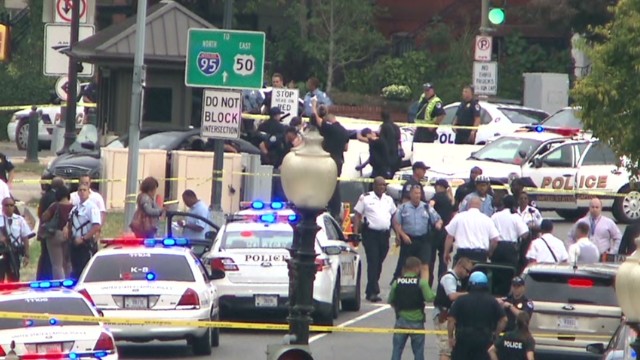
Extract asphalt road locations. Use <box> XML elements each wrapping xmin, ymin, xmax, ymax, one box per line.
<box><xmin>115</xmin><ymin>212</ymin><xmax>628</xmax><ymax>360</ymax></box>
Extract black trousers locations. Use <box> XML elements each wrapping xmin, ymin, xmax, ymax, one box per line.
<box><xmin>452</xmin><ymin>330</ymin><xmax>492</xmax><ymax>360</ymax></box>
<box><xmin>393</xmin><ymin>234</ymin><xmax>431</xmax><ymax>280</ymax></box>
<box><xmin>490</xmin><ymin>241</ymin><xmax>519</xmax><ymax>295</ymax></box>
<box><xmin>429</xmin><ymin>229</ymin><xmax>448</xmax><ymax>287</ymax></box>
<box><xmin>454</xmin><ymin>248</ymin><xmax>488</xmax><ymax>265</ymax></box>
<box><xmin>413</xmin><ymin>127</ymin><xmax>437</xmax><ymax>144</ymax></box>
<box><xmin>327</xmin><ymin>160</ymin><xmax>343</xmax><ymax>221</ymax></box>
<box><xmin>70</xmin><ymin>242</ymin><xmax>94</xmax><ymax>280</ymax></box>
<box><xmin>455</xmin><ymin>130</ymin><xmax>472</xmax><ymax>145</ymax></box>
<box><xmin>36</xmin><ymin>238</ymin><xmax>53</xmax><ymax>281</ymax></box>
<box><xmin>0</xmin><ymin>253</ymin><xmax>19</xmax><ymax>282</ymax></box>
<box><xmin>362</xmin><ymin>227</ymin><xmax>390</xmax><ymax>296</ymax></box>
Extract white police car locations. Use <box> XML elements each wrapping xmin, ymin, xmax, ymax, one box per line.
<box><xmin>75</xmin><ymin>237</ymin><xmax>220</xmax><ymax>355</ymax></box>
<box><xmin>436</xmin><ymin>101</ymin><xmax>549</xmax><ymax>145</ymax></box>
<box><xmin>202</xmin><ymin>201</ymin><xmax>362</xmax><ymax>326</ymax></box>
<box><xmin>0</xmin><ymin>280</ymin><xmax>117</xmax><ymax>360</ymax></box>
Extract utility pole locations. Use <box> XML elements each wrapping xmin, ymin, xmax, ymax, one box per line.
<box><xmin>480</xmin><ymin>0</ymin><xmax>490</xmax><ymax>35</ymax></box>
<box><xmin>123</xmin><ymin>0</ymin><xmax>148</xmax><ymax>230</ymax></box>
<box><xmin>62</xmin><ymin>0</ymin><xmax>81</xmax><ymax>151</ymax></box>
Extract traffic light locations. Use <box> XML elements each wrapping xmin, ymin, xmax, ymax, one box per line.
<box><xmin>488</xmin><ymin>7</ymin><xmax>505</xmax><ymax>25</ymax></box>
<box><xmin>267</xmin><ymin>344</ymin><xmax>314</xmax><ymax>360</ymax></box>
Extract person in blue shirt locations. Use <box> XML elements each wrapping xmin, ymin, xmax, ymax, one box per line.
<box><xmin>178</xmin><ymin>190</ymin><xmax>209</xmax><ymax>240</ymax></box>
<box><xmin>303</xmin><ymin>77</ymin><xmax>332</xmax><ymax>116</ymax></box>
<box><xmin>459</xmin><ymin>175</ymin><xmax>494</xmax><ymax>217</ymax></box>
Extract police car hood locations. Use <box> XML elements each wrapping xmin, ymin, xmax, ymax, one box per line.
<box><xmin>0</xmin><ymin>325</ymin><xmax>104</xmax><ymax>350</ymax></box>
<box><xmin>426</xmin><ymin>159</ymin><xmax>520</xmax><ymax>183</ymax></box>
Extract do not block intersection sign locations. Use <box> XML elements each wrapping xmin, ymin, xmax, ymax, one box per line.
<box><xmin>201</xmin><ymin>89</ymin><xmax>242</xmax><ymax>140</ymax></box>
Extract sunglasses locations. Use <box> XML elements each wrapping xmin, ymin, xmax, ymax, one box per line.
<box><xmin>3</xmin><ymin>204</ymin><xmax>15</xmax><ymax>207</ymax></box>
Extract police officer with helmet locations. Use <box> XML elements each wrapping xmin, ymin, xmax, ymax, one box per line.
<box><xmin>413</xmin><ymin>83</ymin><xmax>445</xmax><ymax>144</ymax></box>
<box><xmin>448</xmin><ymin>271</ymin><xmax>507</xmax><ymax>360</ymax></box>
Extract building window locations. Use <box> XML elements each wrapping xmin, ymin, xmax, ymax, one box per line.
<box><xmin>143</xmin><ymin>87</ymin><xmax>172</xmax><ymax>123</ymax></box>
<box><xmin>391</xmin><ymin>32</ymin><xmax>415</xmax><ymax>56</ymax></box>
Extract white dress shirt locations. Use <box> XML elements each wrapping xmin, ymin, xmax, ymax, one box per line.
<box><xmin>0</xmin><ymin>180</ymin><xmax>10</xmax><ymax>202</ymax></box>
<box><xmin>445</xmin><ymin>208</ymin><xmax>500</xmax><ymax>250</ymax></box>
<box><xmin>69</xmin><ymin>200</ymin><xmax>102</xmax><ymax>238</ymax></box>
<box><xmin>568</xmin><ymin>237</ymin><xmax>600</xmax><ymax>264</ymax></box>
<box><xmin>491</xmin><ymin>209</ymin><xmax>529</xmax><ymax>242</ymax></box>
<box><xmin>354</xmin><ymin>191</ymin><xmax>397</xmax><ymax>231</ymax></box>
<box><xmin>526</xmin><ymin>233</ymin><xmax>569</xmax><ymax>263</ymax></box>
<box><xmin>71</xmin><ymin>190</ymin><xmax>106</xmax><ymax>213</ymax></box>
<box><xmin>568</xmin><ymin>215</ymin><xmax>622</xmax><ymax>254</ymax></box>
<box><xmin>0</xmin><ymin>214</ymin><xmax>33</xmax><ymax>248</ymax></box>
<box><xmin>517</xmin><ymin>205</ymin><xmax>543</xmax><ymax>228</ymax></box>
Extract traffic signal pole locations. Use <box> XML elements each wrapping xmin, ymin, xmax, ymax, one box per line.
<box><xmin>62</xmin><ymin>0</ymin><xmax>80</xmax><ymax>152</ymax></box>
<box><xmin>480</xmin><ymin>0</ymin><xmax>489</xmax><ymax>35</ymax></box>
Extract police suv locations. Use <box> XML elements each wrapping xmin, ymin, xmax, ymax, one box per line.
<box><xmin>406</xmin><ymin>130</ymin><xmax>640</xmax><ymax>223</ymax></box>
<box><xmin>76</xmin><ymin>237</ymin><xmax>220</xmax><ymax>356</ymax></box>
<box><xmin>201</xmin><ymin>201</ymin><xmax>362</xmax><ymax>326</ymax></box>
<box><xmin>0</xmin><ymin>280</ymin><xmax>118</xmax><ymax>360</ymax></box>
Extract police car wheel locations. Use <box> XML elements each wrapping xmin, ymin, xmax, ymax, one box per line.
<box><xmin>16</xmin><ymin>120</ymin><xmax>28</xmax><ymax>150</ymax></box>
<box><xmin>192</xmin><ymin>328</ymin><xmax>212</xmax><ymax>355</ymax></box>
<box><xmin>613</xmin><ymin>185</ymin><xmax>640</xmax><ymax>224</ymax></box>
<box><xmin>341</xmin><ymin>266</ymin><xmax>361</xmax><ymax>312</ymax></box>
<box><xmin>211</xmin><ymin>313</ymin><xmax>220</xmax><ymax>348</ymax></box>
<box><xmin>332</xmin><ymin>277</ymin><xmax>341</xmax><ymax>319</ymax></box>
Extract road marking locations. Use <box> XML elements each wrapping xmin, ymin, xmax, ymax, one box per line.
<box><xmin>309</xmin><ymin>305</ymin><xmax>391</xmax><ymax>343</ymax></box>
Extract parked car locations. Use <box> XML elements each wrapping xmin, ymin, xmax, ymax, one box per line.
<box><xmin>587</xmin><ymin>320</ymin><xmax>638</xmax><ymax>360</ymax></box>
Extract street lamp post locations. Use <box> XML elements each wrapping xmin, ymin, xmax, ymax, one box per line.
<box><xmin>615</xmin><ymin>237</ymin><xmax>640</xmax><ymax>355</ymax></box>
<box><xmin>280</xmin><ymin>124</ymin><xmax>338</xmax><ymax>345</ymax></box>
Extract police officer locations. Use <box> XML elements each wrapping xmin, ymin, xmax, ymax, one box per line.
<box><xmin>448</xmin><ymin>271</ymin><xmax>508</xmax><ymax>360</ymax></box>
<box><xmin>67</xmin><ymin>183</ymin><xmax>102</xmax><ymax>279</ymax></box>
<box><xmin>452</xmin><ymin>85</ymin><xmax>481</xmax><ymax>145</ymax></box>
<box><xmin>490</xmin><ymin>196</ymin><xmax>528</xmax><ymax>281</ymax></box>
<box><xmin>459</xmin><ymin>175</ymin><xmax>494</xmax><ymax>216</ymax></box>
<box><xmin>433</xmin><ymin>257</ymin><xmax>472</xmax><ymax>360</ymax></box>
<box><xmin>392</xmin><ymin>186</ymin><xmax>443</xmax><ymax>282</ymax></box>
<box><xmin>498</xmin><ymin>276</ymin><xmax>534</xmax><ymax>333</ymax></box>
<box><xmin>0</xmin><ymin>153</ymin><xmax>15</xmax><ymax>186</ymax></box>
<box><xmin>388</xmin><ymin>256</ymin><xmax>435</xmax><ymax>360</ymax></box>
<box><xmin>413</xmin><ymin>83</ymin><xmax>445</xmax><ymax>144</ymax></box>
<box><xmin>455</xmin><ymin>166</ymin><xmax>483</xmax><ymax>207</ymax></box>
<box><xmin>353</xmin><ymin>177</ymin><xmax>397</xmax><ymax>302</ymax></box>
<box><xmin>401</xmin><ymin>162</ymin><xmax>429</xmax><ymax>202</ymax></box>
<box><xmin>0</xmin><ymin>197</ymin><xmax>33</xmax><ymax>282</ymax></box>
<box><xmin>488</xmin><ymin>312</ymin><xmax>535</xmax><ymax>360</ymax></box>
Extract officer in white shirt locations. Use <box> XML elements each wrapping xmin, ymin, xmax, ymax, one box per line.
<box><xmin>0</xmin><ymin>180</ymin><xmax>10</xmax><ymax>204</ymax></box>
<box><xmin>526</xmin><ymin>220</ymin><xmax>569</xmax><ymax>264</ymax></box>
<box><xmin>490</xmin><ymin>195</ymin><xmax>529</xmax><ymax>268</ymax></box>
<box><xmin>444</xmin><ymin>196</ymin><xmax>500</xmax><ymax>264</ymax></box>
<box><xmin>70</xmin><ymin>174</ymin><xmax>106</xmax><ymax>223</ymax></box>
<box><xmin>568</xmin><ymin>222</ymin><xmax>600</xmax><ymax>265</ymax></box>
<box><xmin>68</xmin><ymin>183</ymin><xmax>102</xmax><ymax>279</ymax></box>
<box><xmin>353</xmin><ymin>176</ymin><xmax>397</xmax><ymax>302</ymax></box>
<box><xmin>178</xmin><ymin>190</ymin><xmax>209</xmax><ymax>240</ymax></box>
<box><xmin>0</xmin><ymin>197</ymin><xmax>34</xmax><ymax>281</ymax></box>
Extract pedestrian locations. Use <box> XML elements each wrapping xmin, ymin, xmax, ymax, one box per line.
<box><xmin>39</xmin><ymin>186</ymin><xmax>74</xmax><ymax>279</ymax></box>
<box><xmin>444</xmin><ymin>196</ymin><xmax>500</xmax><ymax>264</ymax></box>
<box><xmin>359</xmin><ymin>128</ymin><xmax>393</xmax><ymax>180</ymax></box>
<box><xmin>618</xmin><ymin>221</ymin><xmax>639</xmax><ymax>256</ymax></box>
<box><xmin>568</xmin><ymin>222</ymin><xmax>600</xmax><ymax>265</ymax></box>
<box><xmin>448</xmin><ymin>271</ymin><xmax>508</xmax><ymax>360</ymax></box>
<box><xmin>353</xmin><ymin>176</ymin><xmax>397</xmax><ymax>302</ymax></box>
<box><xmin>490</xmin><ymin>195</ymin><xmax>528</xmax><ymax>271</ymax></box>
<box><xmin>258</xmin><ymin>107</ymin><xmax>287</xmax><ymax>165</ymax></box>
<box><xmin>497</xmin><ymin>276</ymin><xmax>534</xmax><ymax>333</ymax></box>
<box><xmin>509</xmin><ymin>178</ymin><xmax>527</xmax><ymax>201</ymax></box>
<box><xmin>433</xmin><ymin>257</ymin><xmax>472</xmax><ymax>360</ymax></box>
<box><xmin>261</xmin><ymin>73</ymin><xmax>286</xmax><ymax>112</ymax></box>
<box><xmin>67</xmin><ymin>183</ymin><xmax>102</xmax><ymax>279</ymax></box>
<box><xmin>303</xmin><ymin>76</ymin><xmax>332</xmax><ymax>117</ymax></box>
<box><xmin>454</xmin><ymin>167</ymin><xmax>483</xmax><ymax>207</ymax></box>
<box><xmin>568</xmin><ymin>197</ymin><xmax>622</xmax><ymax>260</ymax></box>
<box><xmin>392</xmin><ymin>186</ymin><xmax>443</xmax><ymax>282</ymax></box>
<box><xmin>0</xmin><ymin>152</ymin><xmax>15</xmax><ymax>186</ymax></box>
<box><xmin>313</xmin><ymin>105</ymin><xmax>349</xmax><ymax>220</ymax></box>
<box><xmin>516</xmin><ymin>192</ymin><xmax>542</xmax><ymax>229</ymax></box>
<box><xmin>451</xmin><ymin>85</ymin><xmax>481</xmax><ymax>145</ymax></box>
<box><xmin>525</xmin><ymin>219</ymin><xmax>569</xmax><ymax>264</ymax></box>
<box><xmin>429</xmin><ymin>179</ymin><xmax>456</xmax><ymax>286</ymax></box>
<box><xmin>459</xmin><ymin>175</ymin><xmax>494</xmax><ymax>217</ymax></box>
<box><xmin>178</xmin><ymin>190</ymin><xmax>209</xmax><ymax>240</ymax></box>
<box><xmin>488</xmin><ymin>312</ymin><xmax>535</xmax><ymax>360</ymax></box>
<box><xmin>400</xmin><ymin>162</ymin><xmax>429</xmax><ymax>202</ymax></box>
<box><xmin>261</xmin><ymin>126</ymin><xmax>299</xmax><ymax>201</ymax></box>
<box><xmin>36</xmin><ymin>176</ymin><xmax>65</xmax><ymax>281</ymax></box>
<box><xmin>70</xmin><ymin>174</ymin><xmax>107</xmax><ymax>224</ymax></box>
<box><xmin>389</xmin><ymin>256</ymin><xmax>436</xmax><ymax>360</ymax></box>
<box><xmin>380</xmin><ymin>110</ymin><xmax>403</xmax><ymax>175</ymax></box>
<box><xmin>130</xmin><ymin>177</ymin><xmax>165</xmax><ymax>238</ymax></box>
<box><xmin>413</xmin><ymin>83</ymin><xmax>446</xmax><ymax>144</ymax></box>
<box><xmin>0</xmin><ymin>197</ymin><xmax>34</xmax><ymax>282</ymax></box>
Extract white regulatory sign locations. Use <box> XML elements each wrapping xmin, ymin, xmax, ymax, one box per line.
<box><xmin>54</xmin><ymin>0</ymin><xmax>88</xmax><ymax>23</ymax></box>
<box><xmin>54</xmin><ymin>76</ymin><xmax>80</xmax><ymax>101</ymax></box>
<box><xmin>474</xmin><ymin>35</ymin><xmax>492</xmax><ymax>61</ymax></box>
<box><xmin>201</xmin><ymin>89</ymin><xmax>242</xmax><ymax>140</ymax></box>
<box><xmin>473</xmin><ymin>61</ymin><xmax>498</xmax><ymax>96</ymax></box>
<box><xmin>272</xmin><ymin>88</ymin><xmax>299</xmax><ymax>121</ymax></box>
<box><xmin>44</xmin><ymin>23</ymin><xmax>95</xmax><ymax>77</ymax></box>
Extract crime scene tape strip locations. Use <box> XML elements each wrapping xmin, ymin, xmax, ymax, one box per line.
<box><xmin>0</xmin><ymin>103</ymin><xmax>98</xmax><ymax>112</ymax></box>
<box><xmin>0</xmin><ymin>311</ymin><xmax>614</xmax><ymax>339</ymax></box>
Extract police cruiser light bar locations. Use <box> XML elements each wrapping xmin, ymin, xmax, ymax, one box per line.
<box><xmin>0</xmin><ymin>279</ymin><xmax>76</xmax><ymax>292</ymax></box>
<box><xmin>240</xmin><ymin>200</ymin><xmax>288</xmax><ymax>210</ymax></box>
<box><xmin>100</xmin><ymin>237</ymin><xmax>190</xmax><ymax>247</ymax></box>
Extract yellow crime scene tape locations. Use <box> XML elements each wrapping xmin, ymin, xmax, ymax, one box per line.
<box><xmin>0</xmin><ymin>103</ymin><xmax>97</xmax><ymax>112</ymax></box>
<box><xmin>0</xmin><ymin>311</ymin><xmax>614</xmax><ymax>339</ymax></box>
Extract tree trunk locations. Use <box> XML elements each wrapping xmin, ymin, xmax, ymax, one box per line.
<box><xmin>326</xmin><ymin>0</ymin><xmax>335</xmax><ymax>93</ymax></box>
<box><xmin>299</xmin><ymin>0</ymin><xmax>309</xmax><ymax>40</ymax></box>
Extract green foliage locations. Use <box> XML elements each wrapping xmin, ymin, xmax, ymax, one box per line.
<box><xmin>571</xmin><ymin>0</ymin><xmax>640</xmax><ymax>172</ymax></box>
<box><xmin>527</xmin><ymin>0</ymin><xmax>616</xmax><ymax>42</ymax></box>
<box><xmin>381</xmin><ymin>85</ymin><xmax>412</xmax><ymax>101</ymax></box>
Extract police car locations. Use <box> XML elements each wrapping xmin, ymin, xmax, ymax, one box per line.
<box><xmin>75</xmin><ymin>237</ymin><xmax>220</xmax><ymax>355</ymax></box>
<box><xmin>435</xmin><ymin>101</ymin><xmax>549</xmax><ymax>145</ymax></box>
<box><xmin>0</xmin><ymin>280</ymin><xmax>117</xmax><ymax>360</ymax></box>
<box><xmin>201</xmin><ymin>201</ymin><xmax>362</xmax><ymax>326</ymax></box>
<box><xmin>406</xmin><ymin>131</ymin><xmax>640</xmax><ymax>223</ymax></box>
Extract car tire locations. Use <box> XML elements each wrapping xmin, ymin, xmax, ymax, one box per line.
<box><xmin>332</xmin><ymin>277</ymin><xmax>340</xmax><ymax>319</ymax></box>
<box><xmin>191</xmin><ymin>328</ymin><xmax>212</xmax><ymax>356</ymax></box>
<box><xmin>613</xmin><ymin>184</ymin><xmax>640</xmax><ymax>224</ymax></box>
<box><xmin>341</xmin><ymin>266</ymin><xmax>361</xmax><ymax>312</ymax></box>
<box><xmin>210</xmin><ymin>312</ymin><xmax>220</xmax><ymax>348</ymax></box>
<box><xmin>15</xmin><ymin>120</ymin><xmax>28</xmax><ymax>151</ymax></box>
<box><xmin>555</xmin><ymin>209</ymin><xmax>588</xmax><ymax>222</ymax></box>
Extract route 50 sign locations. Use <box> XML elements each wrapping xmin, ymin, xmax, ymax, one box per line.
<box><xmin>234</xmin><ymin>54</ymin><xmax>255</xmax><ymax>76</ymax></box>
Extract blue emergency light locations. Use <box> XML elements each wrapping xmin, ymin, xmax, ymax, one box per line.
<box><xmin>49</xmin><ymin>318</ymin><xmax>58</xmax><ymax>325</ymax></box>
<box><xmin>142</xmin><ymin>237</ymin><xmax>189</xmax><ymax>247</ymax></box>
<box><xmin>28</xmin><ymin>279</ymin><xmax>76</xmax><ymax>289</ymax></box>
<box><xmin>251</xmin><ymin>201</ymin><xmax>266</xmax><ymax>210</ymax></box>
<box><xmin>534</xmin><ymin>125</ymin><xmax>544</xmax><ymax>133</ymax></box>
<box><xmin>271</xmin><ymin>201</ymin><xmax>285</xmax><ymax>210</ymax></box>
<box><xmin>250</xmin><ymin>200</ymin><xmax>286</xmax><ymax>210</ymax></box>
<box><xmin>259</xmin><ymin>213</ymin><xmax>278</xmax><ymax>223</ymax></box>
<box><xmin>145</xmin><ymin>272</ymin><xmax>157</xmax><ymax>281</ymax></box>
<box><xmin>288</xmin><ymin>214</ymin><xmax>299</xmax><ymax>223</ymax></box>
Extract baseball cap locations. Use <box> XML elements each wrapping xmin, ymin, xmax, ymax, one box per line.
<box><xmin>475</xmin><ymin>175</ymin><xmax>490</xmax><ymax>184</ymax></box>
<box><xmin>423</xmin><ymin>83</ymin><xmax>434</xmax><ymax>90</ymax></box>
<box><xmin>512</xmin><ymin>276</ymin><xmax>525</xmax><ymax>287</ymax></box>
<box><xmin>435</xmin><ymin>179</ymin><xmax>449</xmax><ymax>188</ymax></box>
<box><xmin>412</xmin><ymin>161</ymin><xmax>430</xmax><ymax>171</ymax></box>
<box><xmin>269</xmin><ymin>106</ymin><xmax>284</xmax><ymax>116</ymax></box>
<box><xmin>360</xmin><ymin>128</ymin><xmax>373</xmax><ymax>137</ymax></box>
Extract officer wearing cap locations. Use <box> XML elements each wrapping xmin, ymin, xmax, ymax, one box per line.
<box><xmin>258</xmin><ymin>106</ymin><xmax>286</xmax><ymax>137</ymax></box>
<box><xmin>413</xmin><ymin>83</ymin><xmax>445</xmax><ymax>144</ymax></box>
<box><xmin>448</xmin><ymin>271</ymin><xmax>507</xmax><ymax>360</ymax></box>
<box><xmin>401</xmin><ymin>162</ymin><xmax>430</xmax><ymax>202</ymax></box>
<box><xmin>498</xmin><ymin>276</ymin><xmax>534</xmax><ymax>332</ymax></box>
<box><xmin>452</xmin><ymin>85</ymin><xmax>482</xmax><ymax>145</ymax></box>
<box><xmin>459</xmin><ymin>175</ymin><xmax>494</xmax><ymax>217</ymax></box>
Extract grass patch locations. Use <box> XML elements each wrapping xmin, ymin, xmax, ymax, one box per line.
<box><xmin>14</xmin><ymin>161</ymin><xmax>46</xmax><ymax>175</ymax></box>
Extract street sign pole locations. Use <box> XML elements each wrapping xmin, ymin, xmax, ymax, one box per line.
<box><xmin>123</xmin><ymin>0</ymin><xmax>148</xmax><ymax>230</ymax></box>
<box><xmin>61</xmin><ymin>0</ymin><xmax>80</xmax><ymax>152</ymax></box>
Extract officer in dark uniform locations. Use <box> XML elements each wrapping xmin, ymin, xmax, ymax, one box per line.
<box><xmin>401</xmin><ymin>162</ymin><xmax>430</xmax><ymax>202</ymax></box>
<box><xmin>488</xmin><ymin>312</ymin><xmax>535</xmax><ymax>360</ymax></box>
<box><xmin>454</xmin><ymin>166</ymin><xmax>483</xmax><ymax>207</ymax></box>
<box><xmin>0</xmin><ymin>153</ymin><xmax>15</xmax><ymax>185</ymax></box>
<box><xmin>448</xmin><ymin>271</ymin><xmax>507</xmax><ymax>360</ymax></box>
<box><xmin>452</xmin><ymin>85</ymin><xmax>481</xmax><ymax>145</ymax></box>
<box><xmin>498</xmin><ymin>276</ymin><xmax>534</xmax><ymax>332</ymax></box>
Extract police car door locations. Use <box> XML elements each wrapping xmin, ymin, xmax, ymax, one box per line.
<box><xmin>435</xmin><ymin>104</ymin><xmax>459</xmax><ymax>144</ymax></box>
<box><xmin>321</xmin><ymin>214</ymin><xmax>357</xmax><ymax>287</ymax></box>
<box><xmin>575</xmin><ymin>142</ymin><xmax>622</xmax><ymax>210</ymax></box>
<box><xmin>522</xmin><ymin>142</ymin><xmax>585</xmax><ymax>210</ymax></box>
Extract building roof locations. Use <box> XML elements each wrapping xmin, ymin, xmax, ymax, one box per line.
<box><xmin>71</xmin><ymin>0</ymin><xmax>215</xmax><ymax>66</ymax></box>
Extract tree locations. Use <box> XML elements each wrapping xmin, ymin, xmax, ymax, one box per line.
<box><xmin>571</xmin><ymin>0</ymin><xmax>640</xmax><ymax>170</ymax></box>
<box><xmin>527</xmin><ymin>0</ymin><xmax>617</xmax><ymax>41</ymax></box>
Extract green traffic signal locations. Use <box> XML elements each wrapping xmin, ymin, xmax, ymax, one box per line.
<box><xmin>488</xmin><ymin>8</ymin><xmax>505</xmax><ymax>25</ymax></box>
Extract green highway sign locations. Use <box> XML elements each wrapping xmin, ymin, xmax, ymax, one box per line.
<box><xmin>185</xmin><ymin>29</ymin><xmax>265</xmax><ymax>89</ymax></box>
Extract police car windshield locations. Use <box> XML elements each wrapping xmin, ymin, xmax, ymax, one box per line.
<box><xmin>525</xmin><ymin>273</ymin><xmax>618</xmax><ymax>307</ymax></box>
<box><xmin>542</xmin><ymin>108</ymin><xmax>583</xmax><ymax>129</ymax></box>
<box><xmin>471</xmin><ymin>137</ymin><xmax>543</xmax><ymax>164</ymax></box>
<box><xmin>222</xmin><ymin>230</ymin><xmax>293</xmax><ymax>249</ymax></box>
<box><xmin>0</xmin><ymin>298</ymin><xmax>98</xmax><ymax>330</ymax></box>
<box><xmin>83</xmin><ymin>253</ymin><xmax>195</xmax><ymax>282</ymax></box>
<box><xmin>498</xmin><ymin>108</ymin><xmax>548</xmax><ymax>125</ymax></box>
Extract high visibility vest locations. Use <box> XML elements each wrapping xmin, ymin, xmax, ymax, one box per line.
<box><xmin>416</xmin><ymin>95</ymin><xmax>443</xmax><ymax>125</ymax></box>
